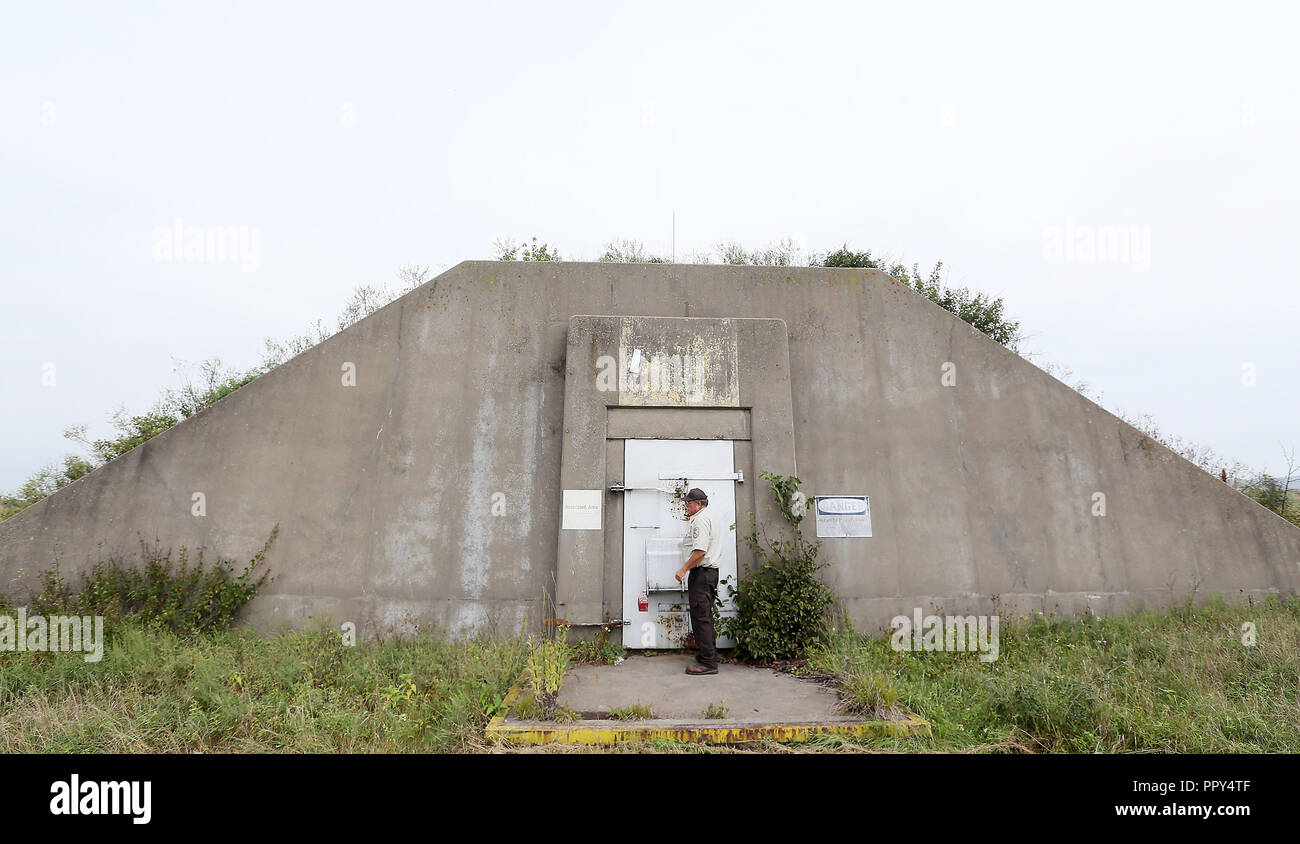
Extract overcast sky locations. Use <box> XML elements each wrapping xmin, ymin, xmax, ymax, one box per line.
<box><xmin>2</xmin><ymin>0</ymin><xmax>1297</xmax><ymax>492</ymax></box>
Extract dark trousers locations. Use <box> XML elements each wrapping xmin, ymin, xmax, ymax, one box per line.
<box><xmin>687</xmin><ymin>566</ymin><xmax>719</xmax><ymax>668</ymax></box>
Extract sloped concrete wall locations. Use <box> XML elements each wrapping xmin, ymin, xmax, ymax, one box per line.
<box><xmin>2</xmin><ymin>261</ymin><xmax>1297</xmax><ymax>637</ymax></box>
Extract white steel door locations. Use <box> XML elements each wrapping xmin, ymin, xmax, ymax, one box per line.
<box><xmin>622</xmin><ymin>439</ymin><xmax>738</xmax><ymax>649</ymax></box>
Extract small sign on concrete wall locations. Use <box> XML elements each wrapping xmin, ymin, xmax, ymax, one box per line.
<box><xmin>562</xmin><ymin>489</ymin><xmax>603</xmax><ymax>530</ymax></box>
<box><xmin>814</xmin><ymin>496</ymin><xmax>872</xmax><ymax>538</ymax></box>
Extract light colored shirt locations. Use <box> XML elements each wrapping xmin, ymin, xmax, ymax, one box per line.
<box><xmin>686</xmin><ymin>504</ymin><xmax>723</xmax><ymax>569</ymax></box>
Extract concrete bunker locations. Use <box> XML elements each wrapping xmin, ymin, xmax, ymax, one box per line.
<box><xmin>1</xmin><ymin>261</ymin><xmax>1297</xmax><ymax>642</ymax></box>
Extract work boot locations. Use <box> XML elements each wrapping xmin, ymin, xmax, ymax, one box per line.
<box><xmin>685</xmin><ymin>663</ymin><xmax>718</xmax><ymax>675</ymax></box>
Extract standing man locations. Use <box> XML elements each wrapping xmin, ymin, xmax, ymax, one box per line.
<box><xmin>676</xmin><ymin>487</ymin><xmax>722</xmax><ymax>675</ymax></box>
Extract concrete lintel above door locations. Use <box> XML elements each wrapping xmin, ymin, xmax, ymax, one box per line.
<box><xmin>607</xmin><ymin>407</ymin><xmax>752</xmax><ymax>440</ymax></box>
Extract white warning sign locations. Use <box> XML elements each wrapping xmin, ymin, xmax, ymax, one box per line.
<box><xmin>814</xmin><ymin>495</ymin><xmax>871</xmax><ymax>538</ymax></box>
<box><xmin>562</xmin><ymin>489</ymin><xmax>603</xmax><ymax>530</ymax></box>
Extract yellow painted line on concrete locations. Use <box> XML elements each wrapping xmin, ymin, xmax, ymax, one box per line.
<box><xmin>485</xmin><ymin>685</ymin><xmax>931</xmax><ymax>747</ymax></box>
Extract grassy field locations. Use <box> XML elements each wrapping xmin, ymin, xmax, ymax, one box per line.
<box><xmin>804</xmin><ymin>593</ymin><xmax>1300</xmax><ymax>753</ymax></box>
<box><xmin>0</xmin><ymin>621</ymin><xmax>528</xmax><ymax>753</ymax></box>
<box><xmin>2</xmin><ymin>595</ymin><xmax>1297</xmax><ymax>753</ymax></box>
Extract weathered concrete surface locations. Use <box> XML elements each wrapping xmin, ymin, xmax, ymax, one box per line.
<box><xmin>2</xmin><ymin>261</ymin><xmax>1298</xmax><ymax>639</ymax></box>
<box><xmin>548</xmin><ymin>653</ymin><xmax>846</xmax><ymax>721</ymax></box>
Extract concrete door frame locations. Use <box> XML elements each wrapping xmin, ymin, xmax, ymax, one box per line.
<box><xmin>555</xmin><ymin>315</ymin><xmax>796</xmax><ymax>628</ymax></box>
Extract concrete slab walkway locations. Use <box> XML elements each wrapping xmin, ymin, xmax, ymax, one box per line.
<box><xmin>486</xmin><ymin>653</ymin><xmax>932</xmax><ymax>746</ymax></box>
<box><xmin>558</xmin><ymin>653</ymin><xmax>844</xmax><ymax>721</ymax></box>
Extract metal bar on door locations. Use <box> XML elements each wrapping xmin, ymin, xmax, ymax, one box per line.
<box><xmin>609</xmin><ymin>483</ymin><xmax>684</xmax><ymax>494</ymax></box>
<box><xmin>658</xmin><ymin>472</ymin><xmax>744</xmax><ymax>482</ymax></box>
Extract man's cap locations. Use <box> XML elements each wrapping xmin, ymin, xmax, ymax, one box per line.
<box><xmin>685</xmin><ymin>488</ymin><xmax>708</xmax><ymax>502</ymax></box>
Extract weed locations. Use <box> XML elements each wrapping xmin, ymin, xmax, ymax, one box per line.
<box><xmin>11</xmin><ymin>526</ymin><xmax>279</xmax><ymax>635</ymax></box>
<box><xmin>840</xmin><ymin>669</ymin><xmax>899</xmax><ymax>714</ymax></box>
<box><xmin>514</xmin><ymin>691</ymin><xmax>541</xmax><ymax>721</ymax></box>
<box><xmin>610</xmin><ymin>702</ymin><xmax>652</xmax><ymax>720</ymax></box>
<box><xmin>524</xmin><ymin>626</ymin><xmax>571</xmax><ymax>719</ymax></box>
<box><xmin>569</xmin><ymin>635</ymin><xmax>627</xmax><ymax>666</ymax></box>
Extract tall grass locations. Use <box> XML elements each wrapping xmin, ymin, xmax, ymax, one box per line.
<box><xmin>4</xmin><ymin>596</ymin><xmax>1296</xmax><ymax>752</ymax></box>
<box><xmin>805</xmin><ymin>594</ymin><xmax>1300</xmax><ymax>752</ymax></box>
<box><xmin>0</xmin><ymin>621</ymin><xmax>528</xmax><ymax>753</ymax></box>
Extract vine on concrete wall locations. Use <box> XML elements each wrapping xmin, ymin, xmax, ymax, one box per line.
<box><xmin>717</xmin><ymin>472</ymin><xmax>835</xmax><ymax>663</ymax></box>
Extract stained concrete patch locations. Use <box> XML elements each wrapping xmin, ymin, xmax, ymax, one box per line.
<box><xmin>486</xmin><ymin>653</ymin><xmax>932</xmax><ymax>746</ymax></box>
<box><xmin>557</xmin><ymin>653</ymin><xmax>845</xmax><ymax>721</ymax></box>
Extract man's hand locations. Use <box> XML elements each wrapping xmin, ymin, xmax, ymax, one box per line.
<box><xmin>677</xmin><ymin>550</ymin><xmax>705</xmax><ymax>582</ymax></box>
